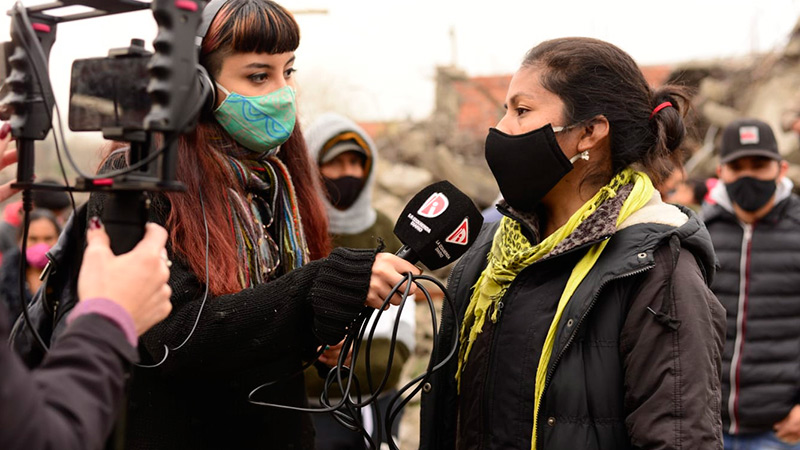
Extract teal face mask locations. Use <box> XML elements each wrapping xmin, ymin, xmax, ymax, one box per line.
<box><xmin>213</xmin><ymin>84</ymin><xmax>297</xmax><ymax>155</ymax></box>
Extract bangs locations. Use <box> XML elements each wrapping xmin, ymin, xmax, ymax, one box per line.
<box><xmin>206</xmin><ymin>0</ymin><xmax>300</xmax><ymax>57</ymax></box>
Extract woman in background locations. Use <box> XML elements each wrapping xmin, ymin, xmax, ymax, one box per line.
<box><xmin>0</xmin><ymin>209</ymin><xmax>60</xmax><ymax>327</ymax></box>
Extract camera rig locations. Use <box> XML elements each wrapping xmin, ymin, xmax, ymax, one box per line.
<box><xmin>1</xmin><ymin>0</ymin><xmax>209</xmax><ymax>254</ymax></box>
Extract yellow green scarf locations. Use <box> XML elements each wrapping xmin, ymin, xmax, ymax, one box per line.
<box><xmin>455</xmin><ymin>168</ymin><xmax>654</xmax><ymax>450</ymax></box>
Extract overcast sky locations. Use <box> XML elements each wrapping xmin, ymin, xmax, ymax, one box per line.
<box><xmin>3</xmin><ymin>0</ymin><xmax>800</xmax><ymax>126</ymax></box>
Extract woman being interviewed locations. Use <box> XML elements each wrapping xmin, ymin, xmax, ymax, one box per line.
<box><xmin>420</xmin><ymin>38</ymin><xmax>726</xmax><ymax>450</ymax></box>
<box><xmin>16</xmin><ymin>0</ymin><xmax>418</xmax><ymax>448</ymax></box>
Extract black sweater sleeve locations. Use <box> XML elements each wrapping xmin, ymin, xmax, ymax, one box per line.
<box><xmin>85</xmin><ymin>168</ymin><xmax>375</xmax><ymax>379</ymax></box>
<box><xmin>139</xmin><ymin>246</ymin><xmax>375</xmax><ymax>378</ymax></box>
<box><xmin>0</xmin><ymin>307</ymin><xmax>138</xmax><ymax>450</ymax></box>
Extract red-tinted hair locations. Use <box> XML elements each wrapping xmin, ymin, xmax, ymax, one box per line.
<box><xmin>165</xmin><ymin>0</ymin><xmax>329</xmax><ymax>295</ymax></box>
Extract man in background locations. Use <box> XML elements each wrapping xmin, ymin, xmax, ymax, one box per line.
<box><xmin>703</xmin><ymin>118</ymin><xmax>800</xmax><ymax>449</ymax></box>
<box><xmin>305</xmin><ymin>112</ymin><xmax>416</xmax><ymax>449</ymax></box>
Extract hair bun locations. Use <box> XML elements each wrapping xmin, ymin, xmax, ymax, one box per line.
<box><xmin>651</xmin><ymin>89</ymin><xmax>687</xmax><ymax>153</ymax></box>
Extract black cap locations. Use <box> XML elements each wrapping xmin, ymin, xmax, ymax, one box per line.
<box><xmin>720</xmin><ymin>118</ymin><xmax>781</xmax><ymax>164</ymax></box>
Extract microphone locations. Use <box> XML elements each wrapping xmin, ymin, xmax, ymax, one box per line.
<box><xmin>298</xmin><ymin>181</ymin><xmax>482</xmax><ymax>444</ymax></box>
<box><xmin>393</xmin><ymin>180</ymin><xmax>483</xmax><ymax>270</ymax></box>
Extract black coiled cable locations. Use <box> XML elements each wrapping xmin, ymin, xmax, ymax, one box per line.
<box><xmin>248</xmin><ymin>272</ymin><xmax>457</xmax><ymax>450</ymax></box>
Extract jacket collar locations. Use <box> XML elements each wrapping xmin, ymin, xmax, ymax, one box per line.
<box><xmin>606</xmin><ymin>201</ymin><xmax>715</xmax><ymax>285</ymax></box>
<box><xmin>498</xmin><ymin>187</ymin><xmax>714</xmax><ymax>283</ymax></box>
<box><xmin>41</xmin><ymin>203</ymin><xmax>87</xmax><ymax>280</ymax></box>
<box><xmin>619</xmin><ymin>191</ymin><xmax>688</xmax><ymax>230</ymax></box>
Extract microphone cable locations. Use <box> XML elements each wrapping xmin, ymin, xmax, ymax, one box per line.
<box><xmin>133</xmin><ymin>188</ymin><xmax>210</xmax><ymax>368</ymax></box>
<box><xmin>248</xmin><ymin>271</ymin><xmax>458</xmax><ymax>450</ymax></box>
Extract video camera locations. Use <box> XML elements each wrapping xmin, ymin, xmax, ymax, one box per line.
<box><xmin>0</xmin><ymin>0</ymin><xmax>212</xmax><ymax>254</ymax></box>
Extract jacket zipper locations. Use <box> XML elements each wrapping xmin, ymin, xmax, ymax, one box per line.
<box><xmin>472</xmin><ymin>207</ymin><xmax>617</xmax><ymax>447</ymax></box>
<box><xmin>533</xmin><ymin>263</ymin><xmax>654</xmax><ymax>448</ymax></box>
<box><xmin>478</xmin><ymin>241</ymin><xmax>607</xmax><ymax>448</ymax></box>
<box><xmin>479</xmin><ymin>279</ymin><xmax>513</xmax><ymax>449</ymax></box>
<box><xmin>727</xmin><ymin>222</ymin><xmax>753</xmax><ymax>434</ymax></box>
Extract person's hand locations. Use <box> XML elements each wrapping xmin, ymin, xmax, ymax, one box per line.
<box><xmin>774</xmin><ymin>404</ymin><xmax>800</xmax><ymax>443</ymax></box>
<box><xmin>317</xmin><ymin>339</ymin><xmax>351</xmax><ymax>367</ymax></box>
<box><xmin>0</xmin><ymin>122</ymin><xmax>20</xmax><ymax>202</ymax></box>
<box><xmin>78</xmin><ymin>219</ymin><xmax>173</xmax><ymax>336</ymax></box>
<box><xmin>366</xmin><ymin>253</ymin><xmax>421</xmax><ymax>309</ymax></box>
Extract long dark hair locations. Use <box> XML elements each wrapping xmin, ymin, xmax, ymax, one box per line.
<box><xmin>165</xmin><ymin>0</ymin><xmax>330</xmax><ymax>296</ymax></box>
<box><xmin>523</xmin><ymin>37</ymin><xmax>689</xmax><ymax>186</ymax></box>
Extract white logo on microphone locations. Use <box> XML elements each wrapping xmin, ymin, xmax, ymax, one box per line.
<box><xmin>418</xmin><ymin>192</ymin><xmax>449</xmax><ymax>218</ymax></box>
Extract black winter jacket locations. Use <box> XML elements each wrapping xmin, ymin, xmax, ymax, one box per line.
<box><xmin>703</xmin><ymin>194</ymin><xmax>800</xmax><ymax>434</ymax></box>
<box><xmin>420</xmin><ymin>196</ymin><xmax>726</xmax><ymax>450</ymax></box>
<box><xmin>0</xmin><ymin>297</ymin><xmax>138</xmax><ymax>450</ymax></box>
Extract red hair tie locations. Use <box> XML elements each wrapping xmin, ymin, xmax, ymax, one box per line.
<box><xmin>650</xmin><ymin>101</ymin><xmax>674</xmax><ymax>120</ymax></box>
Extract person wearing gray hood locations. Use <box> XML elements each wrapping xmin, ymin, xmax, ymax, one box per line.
<box><xmin>703</xmin><ymin>118</ymin><xmax>800</xmax><ymax>449</ymax></box>
<box><xmin>304</xmin><ymin>112</ymin><xmax>416</xmax><ymax>449</ymax></box>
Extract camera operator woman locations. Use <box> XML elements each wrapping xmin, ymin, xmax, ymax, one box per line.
<box><xmin>14</xmin><ymin>1</ymin><xmax>418</xmax><ymax>448</ymax></box>
<box><xmin>420</xmin><ymin>37</ymin><xmax>726</xmax><ymax>450</ymax></box>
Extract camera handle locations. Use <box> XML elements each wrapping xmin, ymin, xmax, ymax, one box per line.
<box><xmin>5</xmin><ymin>4</ymin><xmax>57</xmax><ymax>196</ymax></box>
<box><xmin>4</xmin><ymin>2</ymin><xmax>205</xmax><ymax>447</ymax></box>
<box><xmin>4</xmin><ymin>0</ymin><xmax>205</xmax><ymax>254</ymax></box>
<box><xmin>86</xmin><ymin>0</ymin><xmax>207</xmax><ymax>254</ymax></box>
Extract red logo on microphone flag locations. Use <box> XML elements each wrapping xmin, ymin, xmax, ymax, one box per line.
<box><xmin>446</xmin><ymin>218</ymin><xmax>469</xmax><ymax>245</ymax></box>
<box><xmin>418</xmin><ymin>192</ymin><xmax>450</xmax><ymax>218</ymax></box>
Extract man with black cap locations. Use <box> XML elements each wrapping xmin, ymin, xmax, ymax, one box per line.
<box><xmin>703</xmin><ymin>118</ymin><xmax>800</xmax><ymax>448</ymax></box>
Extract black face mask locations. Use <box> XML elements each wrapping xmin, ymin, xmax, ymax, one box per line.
<box><xmin>484</xmin><ymin>124</ymin><xmax>588</xmax><ymax>212</ymax></box>
<box><xmin>323</xmin><ymin>176</ymin><xmax>364</xmax><ymax>210</ymax></box>
<box><xmin>725</xmin><ymin>176</ymin><xmax>777</xmax><ymax>212</ymax></box>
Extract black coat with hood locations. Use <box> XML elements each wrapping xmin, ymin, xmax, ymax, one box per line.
<box><xmin>420</xmin><ymin>191</ymin><xmax>726</xmax><ymax>450</ymax></box>
<box><xmin>0</xmin><ymin>297</ymin><xmax>138</xmax><ymax>450</ymax></box>
<box><xmin>703</xmin><ymin>179</ymin><xmax>800</xmax><ymax>434</ymax></box>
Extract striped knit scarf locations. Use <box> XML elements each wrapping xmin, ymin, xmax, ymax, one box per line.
<box><xmin>221</xmin><ymin>152</ymin><xmax>309</xmax><ymax>288</ymax></box>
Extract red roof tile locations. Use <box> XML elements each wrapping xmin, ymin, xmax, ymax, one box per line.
<box><xmin>354</xmin><ymin>121</ymin><xmax>390</xmax><ymax>140</ymax></box>
<box><xmin>452</xmin><ymin>65</ymin><xmax>672</xmax><ymax>137</ymax></box>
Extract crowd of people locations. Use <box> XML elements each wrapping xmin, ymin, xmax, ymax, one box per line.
<box><xmin>1</xmin><ymin>0</ymin><xmax>800</xmax><ymax>449</ymax></box>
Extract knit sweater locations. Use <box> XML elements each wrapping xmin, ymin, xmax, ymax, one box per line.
<box><xmin>84</xmin><ymin>186</ymin><xmax>377</xmax><ymax>448</ymax></box>
<box><xmin>123</xmin><ymin>244</ymin><xmax>375</xmax><ymax>449</ymax></box>
<box><xmin>10</xmin><ymin>147</ymin><xmax>377</xmax><ymax>448</ymax></box>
